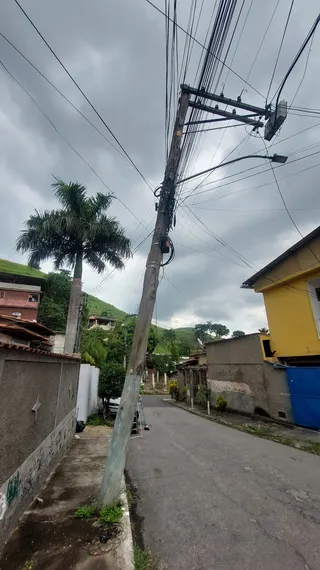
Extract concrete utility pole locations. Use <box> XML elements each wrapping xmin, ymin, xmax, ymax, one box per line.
<box><xmin>99</xmin><ymin>89</ymin><xmax>190</xmax><ymax>506</ymax></box>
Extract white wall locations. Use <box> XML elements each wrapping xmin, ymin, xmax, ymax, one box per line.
<box><xmin>76</xmin><ymin>364</ymin><xmax>100</xmax><ymax>422</ymax></box>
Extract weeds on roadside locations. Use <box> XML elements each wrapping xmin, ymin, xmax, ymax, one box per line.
<box><xmin>74</xmin><ymin>502</ymin><xmax>123</xmax><ymax>523</ymax></box>
<box><xmin>74</xmin><ymin>505</ymin><xmax>97</xmax><ymax>519</ymax></box>
<box><xmin>99</xmin><ymin>503</ymin><xmax>123</xmax><ymax>524</ymax></box>
<box><xmin>134</xmin><ymin>546</ymin><xmax>153</xmax><ymax>570</ymax></box>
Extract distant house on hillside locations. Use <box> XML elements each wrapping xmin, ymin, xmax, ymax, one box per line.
<box><xmin>88</xmin><ymin>315</ymin><xmax>116</xmax><ymax>331</ymax></box>
<box><xmin>0</xmin><ymin>259</ymin><xmax>46</xmax><ymax>321</ymax></box>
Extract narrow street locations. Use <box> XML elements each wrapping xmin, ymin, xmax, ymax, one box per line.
<box><xmin>127</xmin><ymin>396</ymin><xmax>320</xmax><ymax>570</ymax></box>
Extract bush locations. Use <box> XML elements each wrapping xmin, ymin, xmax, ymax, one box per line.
<box><xmin>180</xmin><ymin>386</ymin><xmax>187</xmax><ymax>402</ymax></box>
<box><xmin>195</xmin><ymin>386</ymin><xmax>207</xmax><ymax>408</ymax></box>
<box><xmin>168</xmin><ymin>380</ymin><xmax>179</xmax><ymax>398</ymax></box>
<box><xmin>99</xmin><ymin>503</ymin><xmax>123</xmax><ymax>524</ymax></box>
<box><xmin>216</xmin><ymin>395</ymin><xmax>227</xmax><ymax>412</ymax></box>
<box><xmin>74</xmin><ymin>505</ymin><xmax>97</xmax><ymax>519</ymax></box>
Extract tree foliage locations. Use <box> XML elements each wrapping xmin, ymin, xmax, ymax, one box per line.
<box><xmin>258</xmin><ymin>327</ymin><xmax>269</xmax><ymax>334</ymax></box>
<box><xmin>17</xmin><ymin>179</ymin><xmax>131</xmax><ymax>352</ymax></box>
<box><xmin>38</xmin><ymin>271</ymin><xmax>72</xmax><ymax>331</ymax></box>
<box><xmin>98</xmin><ymin>361</ymin><xmax>125</xmax><ymax>415</ymax></box>
<box><xmin>80</xmin><ymin>327</ymin><xmax>108</xmax><ymax>368</ymax></box>
<box><xmin>232</xmin><ymin>330</ymin><xmax>245</xmax><ymax>338</ymax></box>
<box><xmin>194</xmin><ymin>321</ymin><xmax>230</xmax><ymax>342</ymax></box>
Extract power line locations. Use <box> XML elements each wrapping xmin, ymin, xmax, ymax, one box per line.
<box><xmin>94</xmin><ymin>227</ymin><xmax>155</xmax><ymax>294</ymax></box>
<box><xmin>289</xmin><ymin>34</ymin><xmax>314</xmax><ymax>108</ymax></box>
<box><xmin>240</xmin><ymin>0</ymin><xmax>281</xmax><ymax>96</ymax></box>
<box><xmin>265</xmin><ymin>0</ymin><xmax>295</xmax><ymax>103</ymax></box>
<box><xmin>145</xmin><ymin>0</ymin><xmax>265</xmax><ymax>98</ymax></box>
<box><xmin>13</xmin><ymin>0</ymin><xmax>154</xmax><ymax>193</ymax></box>
<box><xmin>181</xmin><ymin>147</ymin><xmax>320</xmax><ymax>201</ymax></box>
<box><xmin>0</xmin><ymin>57</ymin><xmax>151</xmax><ymax>234</ymax></box>
<box><xmin>272</xmin><ymin>13</ymin><xmax>320</xmax><ymax>109</ymax></box>
<box><xmin>0</xmin><ymin>31</ymin><xmax>130</xmax><ymax>163</ymax></box>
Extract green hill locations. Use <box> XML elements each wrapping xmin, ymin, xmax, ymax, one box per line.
<box><xmin>0</xmin><ymin>259</ymin><xmax>46</xmax><ymax>279</ymax></box>
<box><xmin>86</xmin><ymin>294</ymin><xmax>126</xmax><ymax>320</ymax></box>
<box><xmin>1</xmin><ymin>259</ymin><xmax>197</xmax><ymax>352</ymax></box>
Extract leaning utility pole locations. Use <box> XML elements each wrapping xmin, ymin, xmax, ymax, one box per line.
<box><xmin>99</xmin><ymin>80</ymin><xmax>288</xmax><ymax>506</ymax></box>
<box><xmin>99</xmin><ymin>89</ymin><xmax>190</xmax><ymax>506</ymax></box>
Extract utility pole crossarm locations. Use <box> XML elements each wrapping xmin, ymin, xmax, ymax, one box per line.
<box><xmin>181</xmin><ymin>84</ymin><xmax>268</xmax><ymax>117</ymax></box>
<box><xmin>189</xmin><ymin>101</ymin><xmax>264</xmax><ymax>128</ymax></box>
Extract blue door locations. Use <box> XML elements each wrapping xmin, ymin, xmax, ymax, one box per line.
<box><xmin>286</xmin><ymin>367</ymin><xmax>320</xmax><ymax>429</ymax></box>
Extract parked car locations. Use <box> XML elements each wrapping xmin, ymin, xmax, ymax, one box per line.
<box><xmin>109</xmin><ymin>397</ymin><xmax>121</xmax><ymax>416</ymax></box>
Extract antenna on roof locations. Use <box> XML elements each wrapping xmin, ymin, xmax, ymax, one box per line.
<box><xmin>197</xmin><ymin>338</ymin><xmax>205</xmax><ymax>351</ymax></box>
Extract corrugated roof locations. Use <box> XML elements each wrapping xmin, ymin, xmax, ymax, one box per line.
<box><xmin>0</xmin><ymin>314</ymin><xmax>55</xmax><ymax>335</ymax></box>
<box><xmin>241</xmin><ymin>225</ymin><xmax>320</xmax><ymax>288</ymax></box>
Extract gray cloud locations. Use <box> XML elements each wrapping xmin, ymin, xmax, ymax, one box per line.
<box><xmin>0</xmin><ymin>0</ymin><xmax>319</xmax><ymax>334</ymax></box>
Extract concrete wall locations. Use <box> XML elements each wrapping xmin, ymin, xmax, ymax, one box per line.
<box><xmin>0</xmin><ymin>347</ymin><xmax>80</xmax><ymax>549</ymax></box>
<box><xmin>206</xmin><ymin>334</ymin><xmax>292</xmax><ymax>421</ymax></box>
<box><xmin>51</xmin><ymin>333</ymin><xmax>65</xmax><ymax>354</ymax></box>
<box><xmin>76</xmin><ymin>364</ymin><xmax>100</xmax><ymax>422</ymax></box>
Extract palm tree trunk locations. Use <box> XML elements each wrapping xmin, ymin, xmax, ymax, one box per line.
<box><xmin>64</xmin><ymin>252</ymin><xmax>83</xmax><ymax>354</ymax></box>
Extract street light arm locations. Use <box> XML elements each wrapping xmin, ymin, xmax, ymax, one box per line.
<box><xmin>176</xmin><ymin>154</ymin><xmax>286</xmax><ymax>185</ymax></box>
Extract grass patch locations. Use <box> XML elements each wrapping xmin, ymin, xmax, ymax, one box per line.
<box><xmin>74</xmin><ymin>502</ymin><xmax>123</xmax><ymax>524</ymax></box>
<box><xmin>86</xmin><ymin>413</ymin><xmax>114</xmax><ymax>427</ymax></box>
<box><xmin>233</xmin><ymin>424</ymin><xmax>320</xmax><ymax>455</ymax></box>
<box><xmin>134</xmin><ymin>546</ymin><xmax>153</xmax><ymax>570</ymax></box>
<box><xmin>99</xmin><ymin>503</ymin><xmax>123</xmax><ymax>524</ymax></box>
<box><xmin>0</xmin><ymin>259</ymin><xmax>46</xmax><ymax>279</ymax></box>
<box><xmin>74</xmin><ymin>505</ymin><xmax>97</xmax><ymax>519</ymax></box>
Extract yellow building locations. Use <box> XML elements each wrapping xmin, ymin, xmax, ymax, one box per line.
<box><xmin>242</xmin><ymin>226</ymin><xmax>320</xmax><ymax>364</ymax></box>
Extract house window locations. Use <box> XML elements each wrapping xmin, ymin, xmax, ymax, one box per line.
<box><xmin>28</xmin><ymin>294</ymin><xmax>39</xmax><ymax>303</ymax></box>
<box><xmin>307</xmin><ymin>278</ymin><xmax>320</xmax><ymax>337</ymax></box>
<box><xmin>0</xmin><ymin>291</ymin><xmax>5</xmax><ymax>299</ymax></box>
<box><xmin>263</xmin><ymin>339</ymin><xmax>274</xmax><ymax>358</ymax></box>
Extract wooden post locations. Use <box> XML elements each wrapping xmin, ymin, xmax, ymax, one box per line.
<box><xmin>99</xmin><ymin>90</ymin><xmax>190</xmax><ymax>507</ymax></box>
<box><xmin>164</xmin><ymin>372</ymin><xmax>167</xmax><ymax>388</ymax></box>
<box><xmin>152</xmin><ymin>373</ymin><xmax>155</xmax><ymax>389</ymax></box>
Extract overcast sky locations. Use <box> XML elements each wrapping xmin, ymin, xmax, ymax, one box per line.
<box><xmin>1</xmin><ymin>0</ymin><xmax>320</xmax><ymax>333</ymax></box>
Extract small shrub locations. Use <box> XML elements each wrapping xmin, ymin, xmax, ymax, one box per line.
<box><xmin>168</xmin><ymin>380</ymin><xmax>179</xmax><ymax>398</ymax></box>
<box><xmin>74</xmin><ymin>504</ymin><xmax>97</xmax><ymax>519</ymax></box>
<box><xmin>133</xmin><ymin>546</ymin><xmax>153</xmax><ymax>570</ymax></box>
<box><xmin>195</xmin><ymin>386</ymin><xmax>207</xmax><ymax>408</ymax></box>
<box><xmin>82</xmin><ymin>352</ymin><xmax>95</xmax><ymax>366</ymax></box>
<box><xmin>99</xmin><ymin>502</ymin><xmax>123</xmax><ymax>524</ymax></box>
<box><xmin>86</xmin><ymin>413</ymin><xmax>105</xmax><ymax>426</ymax></box>
<box><xmin>216</xmin><ymin>396</ymin><xmax>227</xmax><ymax>412</ymax></box>
<box><xmin>180</xmin><ymin>386</ymin><xmax>187</xmax><ymax>402</ymax></box>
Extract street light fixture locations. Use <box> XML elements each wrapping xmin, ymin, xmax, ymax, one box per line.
<box><xmin>176</xmin><ymin>153</ymin><xmax>288</xmax><ymax>185</ymax></box>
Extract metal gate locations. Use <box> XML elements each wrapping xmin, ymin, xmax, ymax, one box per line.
<box><xmin>286</xmin><ymin>367</ymin><xmax>320</xmax><ymax>429</ymax></box>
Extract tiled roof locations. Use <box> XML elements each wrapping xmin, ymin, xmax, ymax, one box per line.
<box><xmin>0</xmin><ymin>341</ymin><xmax>80</xmax><ymax>360</ymax></box>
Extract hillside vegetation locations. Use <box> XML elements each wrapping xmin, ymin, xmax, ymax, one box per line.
<box><xmin>1</xmin><ymin>260</ymin><xmax>198</xmax><ymax>353</ymax></box>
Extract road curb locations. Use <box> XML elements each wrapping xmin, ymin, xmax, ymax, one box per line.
<box><xmin>116</xmin><ymin>475</ymin><xmax>135</xmax><ymax>570</ymax></box>
<box><xmin>163</xmin><ymin>398</ymin><xmax>236</xmax><ymax>428</ymax></box>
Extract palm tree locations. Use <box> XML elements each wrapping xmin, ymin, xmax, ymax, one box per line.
<box><xmin>17</xmin><ymin>179</ymin><xmax>131</xmax><ymax>353</ymax></box>
<box><xmin>258</xmin><ymin>327</ymin><xmax>269</xmax><ymax>334</ymax></box>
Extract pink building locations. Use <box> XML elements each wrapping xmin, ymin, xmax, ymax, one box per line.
<box><xmin>0</xmin><ymin>264</ymin><xmax>44</xmax><ymax>321</ymax></box>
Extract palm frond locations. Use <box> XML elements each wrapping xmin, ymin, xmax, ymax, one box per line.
<box><xmin>52</xmin><ymin>178</ymin><xmax>87</xmax><ymax>215</ymax></box>
<box><xmin>84</xmin><ymin>251</ymin><xmax>106</xmax><ymax>274</ymax></box>
<box><xmin>88</xmin><ymin>193</ymin><xmax>113</xmax><ymax>217</ymax></box>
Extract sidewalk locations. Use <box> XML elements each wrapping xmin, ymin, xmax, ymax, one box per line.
<box><xmin>166</xmin><ymin>399</ymin><xmax>320</xmax><ymax>454</ymax></box>
<box><xmin>0</xmin><ymin>426</ymin><xmax>134</xmax><ymax>570</ymax></box>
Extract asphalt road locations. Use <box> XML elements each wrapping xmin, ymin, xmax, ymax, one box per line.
<box><xmin>127</xmin><ymin>396</ymin><xmax>320</xmax><ymax>570</ymax></box>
